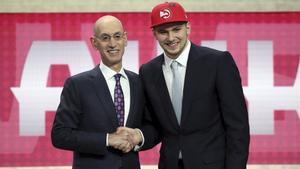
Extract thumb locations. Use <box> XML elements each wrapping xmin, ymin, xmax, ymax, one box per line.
<box><xmin>116</xmin><ymin>127</ymin><xmax>126</xmax><ymax>134</ymax></box>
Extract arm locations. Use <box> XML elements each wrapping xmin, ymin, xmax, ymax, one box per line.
<box><xmin>116</xmin><ymin>107</ymin><xmax>161</xmax><ymax>152</ymax></box>
<box><xmin>116</xmin><ymin>127</ymin><xmax>144</xmax><ymax>151</ymax></box>
<box><xmin>51</xmin><ymin>77</ymin><xmax>107</xmax><ymax>155</ymax></box>
<box><xmin>216</xmin><ymin>52</ymin><xmax>250</xmax><ymax>169</ymax></box>
<box><xmin>107</xmin><ymin>132</ymin><xmax>135</xmax><ymax>153</ymax></box>
<box><xmin>138</xmin><ymin>65</ymin><xmax>162</xmax><ymax>150</ymax></box>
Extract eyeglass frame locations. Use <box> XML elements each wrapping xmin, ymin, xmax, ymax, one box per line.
<box><xmin>93</xmin><ymin>31</ymin><xmax>126</xmax><ymax>43</ymax></box>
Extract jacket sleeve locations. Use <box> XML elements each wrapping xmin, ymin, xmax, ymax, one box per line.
<box><xmin>216</xmin><ymin>52</ymin><xmax>250</xmax><ymax>169</ymax></box>
<box><xmin>138</xmin><ymin>64</ymin><xmax>162</xmax><ymax>150</ymax></box>
<box><xmin>51</xmin><ymin>77</ymin><xmax>107</xmax><ymax>155</ymax></box>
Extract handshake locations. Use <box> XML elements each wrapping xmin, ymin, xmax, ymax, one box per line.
<box><xmin>107</xmin><ymin>127</ymin><xmax>143</xmax><ymax>153</ymax></box>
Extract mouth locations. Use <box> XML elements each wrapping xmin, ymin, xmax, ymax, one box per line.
<box><xmin>165</xmin><ymin>42</ymin><xmax>178</xmax><ymax>49</ymax></box>
<box><xmin>107</xmin><ymin>49</ymin><xmax>120</xmax><ymax>54</ymax></box>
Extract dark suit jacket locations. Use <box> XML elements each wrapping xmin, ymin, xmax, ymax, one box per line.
<box><xmin>51</xmin><ymin>65</ymin><xmax>145</xmax><ymax>169</ymax></box>
<box><xmin>140</xmin><ymin>43</ymin><xmax>250</xmax><ymax>169</ymax></box>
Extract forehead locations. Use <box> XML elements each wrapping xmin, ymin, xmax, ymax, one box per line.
<box><xmin>154</xmin><ymin>22</ymin><xmax>186</xmax><ymax>31</ymax></box>
<box><xmin>96</xmin><ymin>21</ymin><xmax>124</xmax><ymax>35</ymax></box>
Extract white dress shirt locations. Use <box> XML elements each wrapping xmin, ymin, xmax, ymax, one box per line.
<box><xmin>162</xmin><ymin>40</ymin><xmax>190</xmax><ymax>159</ymax></box>
<box><xmin>100</xmin><ymin>63</ymin><xmax>130</xmax><ymax>125</ymax></box>
<box><xmin>162</xmin><ymin>41</ymin><xmax>191</xmax><ymax>97</ymax></box>
<box><xmin>100</xmin><ymin>63</ymin><xmax>130</xmax><ymax>147</ymax></box>
<box><xmin>100</xmin><ymin>63</ymin><xmax>145</xmax><ymax>150</ymax></box>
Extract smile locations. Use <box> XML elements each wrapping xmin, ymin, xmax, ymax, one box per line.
<box><xmin>166</xmin><ymin>42</ymin><xmax>178</xmax><ymax>48</ymax></box>
<box><xmin>107</xmin><ymin>49</ymin><xmax>119</xmax><ymax>54</ymax></box>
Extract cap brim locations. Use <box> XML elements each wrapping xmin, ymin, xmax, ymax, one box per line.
<box><xmin>151</xmin><ymin>20</ymin><xmax>188</xmax><ymax>28</ymax></box>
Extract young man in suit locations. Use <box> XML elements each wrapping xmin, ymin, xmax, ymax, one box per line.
<box><xmin>51</xmin><ymin>15</ymin><xmax>144</xmax><ymax>169</ymax></box>
<box><xmin>138</xmin><ymin>2</ymin><xmax>250</xmax><ymax>169</ymax></box>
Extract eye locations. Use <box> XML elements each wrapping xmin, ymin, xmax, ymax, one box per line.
<box><xmin>114</xmin><ymin>33</ymin><xmax>122</xmax><ymax>40</ymax></box>
<box><xmin>173</xmin><ymin>27</ymin><xmax>181</xmax><ymax>32</ymax></box>
<box><xmin>101</xmin><ymin>35</ymin><xmax>110</xmax><ymax>41</ymax></box>
<box><xmin>157</xmin><ymin>30</ymin><xmax>167</xmax><ymax>34</ymax></box>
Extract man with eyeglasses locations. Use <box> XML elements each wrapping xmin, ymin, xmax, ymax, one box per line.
<box><xmin>51</xmin><ymin>15</ymin><xmax>144</xmax><ymax>169</ymax></box>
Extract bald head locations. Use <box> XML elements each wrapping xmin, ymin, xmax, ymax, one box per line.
<box><xmin>93</xmin><ymin>15</ymin><xmax>124</xmax><ymax>36</ymax></box>
<box><xmin>90</xmin><ymin>15</ymin><xmax>127</xmax><ymax>72</ymax></box>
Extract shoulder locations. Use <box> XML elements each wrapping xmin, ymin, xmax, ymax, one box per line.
<box><xmin>124</xmin><ymin>69</ymin><xmax>138</xmax><ymax>76</ymax></box>
<box><xmin>140</xmin><ymin>54</ymin><xmax>163</xmax><ymax>73</ymax></box>
<box><xmin>145</xmin><ymin>54</ymin><xmax>163</xmax><ymax>66</ymax></box>
<box><xmin>190</xmin><ymin>43</ymin><xmax>233</xmax><ymax>63</ymax></box>
<box><xmin>71</xmin><ymin>68</ymin><xmax>94</xmax><ymax>80</ymax></box>
<box><xmin>64</xmin><ymin>66</ymin><xmax>97</xmax><ymax>85</ymax></box>
<box><xmin>193</xmin><ymin>43</ymin><xmax>228</xmax><ymax>57</ymax></box>
<box><xmin>124</xmin><ymin>69</ymin><xmax>138</xmax><ymax>80</ymax></box>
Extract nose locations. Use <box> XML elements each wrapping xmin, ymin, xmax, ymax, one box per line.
<box><xmin>108</xmin><ymin>38</ymin><xmax>117</xmax><ymax>48</ymax></box>
<box><xmin>167</xmin><ymin>32</ymin><xmax>176</xmax><ymax>41</ymax></box>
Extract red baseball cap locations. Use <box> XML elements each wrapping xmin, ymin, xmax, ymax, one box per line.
<box><xmin>151</xmin><ymin>2</ymin><xmax>188</xmax><ymax>28</ymax></box>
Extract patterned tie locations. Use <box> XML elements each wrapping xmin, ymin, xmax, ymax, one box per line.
<box><xmin>114</xmin><ymin>74</ymin><xmax>124</xmax><ymax>126</ymax></box>
<box><xmin>171</xmin><ymin>61</ymin><xmax>182</xmax><ymax>124</ymax></box>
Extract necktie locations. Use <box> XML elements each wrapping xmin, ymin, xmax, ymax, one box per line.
<box><xmin>171</xmin><ymin>61</ymin><xmax>182</xmax><ymax>124</ymax></box>
<box><xmin>114</xmin><ymin>74</ymin><xmax>124</xmax><ymax>126</ymax></box>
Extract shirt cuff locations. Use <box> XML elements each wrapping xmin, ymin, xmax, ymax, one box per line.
<box><xmin>106</xmin><ymin>133</ymin><xmax>109</xmax><ymax>147</ymax></box>
<box><xmin>134</xmin><ymin>128</ymin><xmax>145</xmax><ymax>151</ymax></box>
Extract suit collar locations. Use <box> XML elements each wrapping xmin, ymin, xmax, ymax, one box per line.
<box><xmin>99</xmin><ymin>63</ymin><xmax>128</xmax><ymax>81</ymax></box>
<box><xmin>156</xmin><ymin>41</ymin><xmax>199</xmax><ymax>67</ymax></box>
<box><xmin>149</xmin><ymin>56</ymin><xmax>181</xmax><ymax>129</ymax></box>
<box><xmin>124</xmin><ymin>70</ymin><xmax>138</xmax><ymax>127</ymax></box>
<box><xmin>90</xmin><ymin>65</ymin><xmax>119</xmax><ymax>127</ymax></box>
<box><xmin>90</xmin><ymin>65</ymin><xmax>138</xmax><ymax>127</ymax></box>
<box><xmin>151</xmin><ymin>42</ymin><xmax>205</xmax><ymax>127</ymax></box>
<box><xmin>163</xmin><ymin>40</ymin><xmax>191</xmax><ymax>68</ymax></box>
<box><xmin>181</xmin><ymin>43</ymin><xmax>205</xmax><ymax>125</ymax></box>
<box><xmin>188</xmin><ymin>42</ymin><xmax>203</xmax><ymax>62</ymax></box>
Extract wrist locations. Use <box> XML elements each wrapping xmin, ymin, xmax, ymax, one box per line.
<box><xmin>134</xmin><ymin>129</ymin><xmax>142</xmax><ymax>145</ymax></box>
<box><xmin>107</xmin><ymin>133</ymin><xmax>115</xmax><ymax>147</ymax></box>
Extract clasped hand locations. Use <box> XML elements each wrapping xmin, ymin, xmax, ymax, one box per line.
<box><xmin>108</xmin><ymin>127</ymin><xmax>142</xmax><ymax>153</ymax></box>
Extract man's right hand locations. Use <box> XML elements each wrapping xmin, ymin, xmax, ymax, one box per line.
<box><xmin>107</xmin><ymin>132</ymin><xmax>134</xmax><ymax>153</ymax></box>
<box><xmin>116</xmin><ymin>127</ymin><xmax>143</xmax><ymax>146</ymax></box>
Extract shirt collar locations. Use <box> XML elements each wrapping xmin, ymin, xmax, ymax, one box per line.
<box><xmin>99</xmin><ymin>62</ymin><xmax>128</xmax><ymax>80</ymax></box>
<box><xmin>164</xmin><ymin>40</ymin><xmax>191</xmax><ymax>68</ymax></box>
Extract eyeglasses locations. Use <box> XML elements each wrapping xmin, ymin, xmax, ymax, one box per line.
<box><xmin>94</xmin><ymin>32</ymin><xmax>125</xmax><ymax>42</ymax></box>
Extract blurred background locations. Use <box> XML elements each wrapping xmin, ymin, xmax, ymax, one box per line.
<box><xmin>0</xmin><ymin>0</ymin><xmax>299</xmax><ymax>168</ymax></box>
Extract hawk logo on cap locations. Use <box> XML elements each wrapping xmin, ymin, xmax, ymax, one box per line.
<box><xmin>160</xmin><ymin>9</ymin><xmax>171</xmax><ymax>19</ymax></box>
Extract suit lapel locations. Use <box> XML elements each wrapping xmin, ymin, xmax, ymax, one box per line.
<box><xmin>181</xmin><ymin>43</ymin><xmax>205</xmax><ymax>126</ymax></box>
<box><xmin>90</xmin><ymin>66</ymin><xmax>118</xmax><ymax>127</ymax></box>
<box><xmin>154</xmin><ymin>55</ymin><xmax>180</xmax><ymax>129</ymax></box>
<box><xmin>125</xmin><ymin>70</ymin><xmax>137</xmax><ymax>127</ymax></box>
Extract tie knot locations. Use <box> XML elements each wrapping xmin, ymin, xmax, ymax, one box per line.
<box><xmin>171</xmin><ymin>60</ymin><xmax>179</xmax><ymax>70</ymax></box>
<box><xmin>114</xmin><ymin>73</ymin><xmax>122</xmax><ymax>81</ymax></box>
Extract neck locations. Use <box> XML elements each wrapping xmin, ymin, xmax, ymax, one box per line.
<box><xmin>110</xmin><ymin>64</ymin><xmax>122</xmax><ymax>72</ymax></box>
<box><xmin>166</xmin><ymin>41</ymin><xmax>189</xmax><ymax>60</ymax></box>
<box><xmin>102</xmin><ymin>62</ymin><xmax>122</xmax><ymax>72</ymax></box>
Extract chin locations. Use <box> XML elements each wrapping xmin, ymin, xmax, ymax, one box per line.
<box><xmin>168</xmin><ymin>50</ymin><xmax>180</xmax><ymax>56</ymax></box>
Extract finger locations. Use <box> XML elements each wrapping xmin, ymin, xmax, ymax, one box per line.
<box><xmin>120</xmin><ymin>144</ymin><xmax>130</xmax><ymax>153</ymax></box>
<box><xmin>127</xmin><ymin>134</ymin><xmax>135</xmax><ymax>146</ymax></box>
<box><xmin>116</xmin><ymin>127</ymin><xmax>127</xmax><ymax>134</ymax></box>
<box><xmin>122</xmin><ymin>147</ymin><xmax>131</xmax><ymax>153</ymax></box>
<box><xmin>122</xmin><ymin>142</ymin><xmax>133</xmax><ymax>153</ymax></box>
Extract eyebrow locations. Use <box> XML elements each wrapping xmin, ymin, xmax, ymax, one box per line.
<box><xmin>157</xmin><ymin>25</ymin><xmax>183</xmax><ymax>31</ymax></box>
<box><xmin>99</xmin><ymin>31</ymin><xmax>122</xmax><ymax>36</ymax></box>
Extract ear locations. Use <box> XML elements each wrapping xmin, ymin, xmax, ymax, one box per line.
<box><xmin>186</xmin><ymin>22</ymin><xmax>191</xmax><ymax>35</ymax></box>
<box><xmin>123</xmin><ymin>31</ymin><xmax>128</xmax><ymax>47</ymax></box>
<box><xmin>90</xmin><ymin>36</ymin><xmax>98</xmax><ymax>50</ymax></box>
<box><xmin>152</xmin><ymin>29</ymin><xmax>158</xmax><ymax>40</ymax></box>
